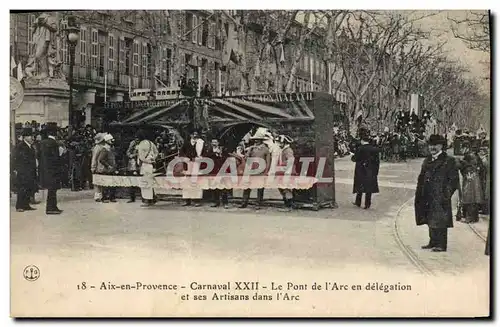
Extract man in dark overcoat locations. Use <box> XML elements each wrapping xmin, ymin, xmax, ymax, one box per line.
<box><xmin>13</xmin><ymin>128</ymin><xmax>38</xmax><ymax>212</ymax></box>
<box><xmin>415</xmin><ymin>134</ymin><xmax>459</xmax><ymax>252</ymax></box>
<box><xmin>30</xmin><ymin>133</ymin><xmax>42</xmax><ymax>205</ymax></box>
<box><xmin>39</xmin><ymin>125</ymin><xmax>63</xmax><ymax>215</ymax></box>
<box><xmin>352</xmin><ymin>128</ymin><xmax>380</xmax><ymax>209</ymax></box>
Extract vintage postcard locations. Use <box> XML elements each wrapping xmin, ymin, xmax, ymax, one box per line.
<box><xmin>9</xmin><ymin>9</ymin><xmax>491</xmax><ymax>317</ymax></box>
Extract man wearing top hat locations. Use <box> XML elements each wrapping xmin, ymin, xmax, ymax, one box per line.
<box><xmin>13</xmin><ymin>128</ymin><xmax>38</xmax><ymax>212</ymax></box>
<box><xmin>39</xmin><ymin>123</ymin><xmax>63</xmax><ymax>214</ymax></box>
<box><xmin>415</xmin><ymin>134</ymin><xmax>460</xmax><ymax>252</ymax></box>
<box><xmin>351</xmin><ymin>127</ymin><xmax>380</xmax><ymax>209</ymax></box>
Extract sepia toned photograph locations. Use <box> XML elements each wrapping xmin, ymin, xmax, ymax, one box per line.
<box><xmin>9</xmin><ymin>8</ymin><xmax>491</xmax><ymax>317</ymax></box>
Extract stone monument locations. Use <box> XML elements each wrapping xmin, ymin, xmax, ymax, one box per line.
<box><xmin>15</xmin><ymin>12</ymin><xmax>71</xmax><ymax>126</ymax></box>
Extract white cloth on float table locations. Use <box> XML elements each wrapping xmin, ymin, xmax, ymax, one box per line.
<box><xmin>140</xmin><ymin>163</ymin><xmax>155</xmax><ymax>200</ymax></box>
<box><xmin>182</xmin><ymin>188</ymin><xmax>203</xmax><ymax>199</ymax></box>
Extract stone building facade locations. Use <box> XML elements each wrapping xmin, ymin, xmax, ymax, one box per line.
<box><xmin>10</xmin><ymin>10</ymin><xmax>349</xmax><ymax>127</ymax></box>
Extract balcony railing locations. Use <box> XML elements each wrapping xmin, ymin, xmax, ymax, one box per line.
<box><xmin>61</xmin><ymin>64</ymin><xmax>151</xmax><ymax>90</ymax></box>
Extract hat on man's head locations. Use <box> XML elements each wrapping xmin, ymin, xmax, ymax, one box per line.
<box><xmin>21</xmin><ymin>128</ymin><xmax>33</xmax><ymax>137</ymax></box>
<box><xmin>358</xmin><ymin>127</ymin><xmax>371</xmax><ymax>142</ymax></box>
<box><xmin>428</xmin><ymin>134</ymin><xmax>446</xmax><ymax>146</ymax></box>
<box><xmin>94</xmin><ymin>133</ymin><xmax>105</xmax><ymax>144</ymax></box>
<box><xmin>278</xmin><ymin>135</ymin><xmax>294</xmax><ymax>144</ymax></box>
<box><xmin>103</xmin><ymin>133</ymin><xmax>114</xmax><ymax>142</ymax></box>
<box><xmin>250</xmin><ymin>127</ymin><xmax>269</xmax><ymax>140</ymax></box>
<box><xmin>44</xmin><ymin>122</ymin><xmax>58</xmax><ymax>135</ymax></box>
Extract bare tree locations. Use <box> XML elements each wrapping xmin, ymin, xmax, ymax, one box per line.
<box><xmin>449</xmin><ymin>11</ymin><xmax>490</xmax><ymax>52</ymax></box>
<box><xmin>334</xmin><ymin>11</ymin><xmax>427</xmax><ymax>129</ymax></box>
<box><xmin>381</xmin><ymin>40</ymin><xmax>446</xmax><ymax>121</ymax></box>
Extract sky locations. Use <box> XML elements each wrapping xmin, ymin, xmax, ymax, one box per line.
<box><xmin>415</xmin><ymin>10</ymin><xmax>490</xmax><ymax>91</ymax></box>
<box><xmin>299</xmin><ymin>10</ymin><xmax>490</xmax><ymax>92</ymax></box>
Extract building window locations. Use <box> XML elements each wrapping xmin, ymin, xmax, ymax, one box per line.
<box><xmin>192</xmin><ymin>15</ymin><xmax>198</xmax><ymax>44</ymax></box>
<box><xmin>208</xmin><ymin>22</ymin><xmax>216</xmax><ymax>49</ymax></box>
<box><xmin>202</xmin><ymin>19</ymin><xmax>209</xmax><ymax>47</ymax></box>
<box><xmin>90</xmin><ymin>29</ymin><xmax>98</xmax><ymax>69</ymax></box>
<box><xmin>119</xmin><ymin>38</ymin><xmax>125</xmax><ymax>74</ymax></box>
<box><xmin>164</xmin><ymin>48</ymin><xmax>172</xmax><ymax>86</ymax></box>
<box><xmin>315</xmin><ymin>59</ymin><xmax>319</xmax><ymax>77</ymax></box>
<box><xmin>215</xmin><ymin>19</ymin><xmax>222</xmax><ymax>51</ymax></box>
<box><xmin>27</xmin><ymin>14</ymin><xmax>36</xmax><ymax>56</ymax></box>
<box><xmin>198</xmin><ymin>19</ymin><xmax>203</xmax><ymax>46</ymax></box>
<box><xmin>98</xmin><ymin>32</ymin><xmax>105</xmax><ymax>77</ymax></box>
<box><xmin>132</xmin><ymin>41</ymin><xmax>139</xmax><ymax>76</ymax></box>
<box><xmin>177</xmin><ymin>12</ymin><xmax>186</xmax><ymax>39</ymax></box>
<box><xmin>304</xmin><ymin>55</ymin><xmax>309</xmax><ymax>72</ymax></box>
<box><xmin>79</xmin><ymin>27</ymin><xmax>87</xmax><ymax>66</ymax></box>
<box><xmin>108</xmin><ymin>34</ymin><xmax>115</xmax><ymax>71</ymax></box>
<box><xmin>142</xmin><ymin>44</ymin><xmax>149</xmax><ymax>78</ymax></box>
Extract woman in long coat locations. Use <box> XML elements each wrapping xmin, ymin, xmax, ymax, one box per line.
<box><xmin>458</xmin><ymin>153</ymin><xmax>484</xmax><ymax>223</ymax></box>
<box><xmin>352</xmin><ymin>130</ymin><xmax>380</xmax><ymax>209</ymax></box>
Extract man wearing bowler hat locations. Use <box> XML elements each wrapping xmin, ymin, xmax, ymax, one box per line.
<box><xmin>39</xmin><ymin>123</ymin><xmax>63</xmax><ymax>215</ymax></box>
<box><xmin>13</xmin><ymin>128</ymin><xmax>38</xmax><ymax>212</ymax></box>
<box><xmin>415</xmin><ymin>134</ymin><xmax>459</xmax><ymax>252</ymax></box>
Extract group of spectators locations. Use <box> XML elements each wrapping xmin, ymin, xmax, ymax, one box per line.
<box><xmin>11</xmin><ymin>122</ymin><xmax>98</xmax><ymax>197</ymax></box>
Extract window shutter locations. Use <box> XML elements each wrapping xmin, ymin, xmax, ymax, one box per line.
<box><xmin>192</xmin><ymin>15</ymin><xmax>197</xmax><ymax>43</ymax></box>
<box><xmin>91</xmin><ymin>28</ymin><xmax>98</xmax><ymax>69</ymax></box>
<box><xmin>198</xmin><ymin>18</ymin><xmax>203</xmax><ymax>45</ymax></box>
<box><xmin>119</xmin><ymin>37</ymin><xmax>125</xmax><ymax>74</ymax></box>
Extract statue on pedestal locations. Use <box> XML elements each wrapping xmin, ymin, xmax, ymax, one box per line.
<box><xmin>24</xmin><ymin>13</ymin><xmax>64</xmax><ymax>81</ymax></box>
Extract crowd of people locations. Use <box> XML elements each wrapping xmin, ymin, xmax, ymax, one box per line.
<box><xmin>11</xmin><ymin>121</ymin><xmax>98</xmax><ymax>192</ymax></box>
<box><xmin>12</xmin><ymin>124</ymin><xmax>64</xmax><ymax>214</ymax></box>
<box><xmin>349</xmin><ymin>126</ymin><xmax>490</xmax><ymax>254</ymax></box>
<box><xmin>12</xmin><ymin>119</ymin><xmax>490</xmax><ymax>230</ymax></box>
<box><xmin>87</xmin><ymin>126</ymin><xmax>298</xmax><ymax>212</ymax></box>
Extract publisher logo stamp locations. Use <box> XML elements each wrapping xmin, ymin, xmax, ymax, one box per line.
<box><xmin>23</xmin><ymin>265</ymin><xmax>40</xmax><ymax>282</ymax></box>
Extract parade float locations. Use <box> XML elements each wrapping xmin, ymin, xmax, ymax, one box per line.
<box><xmin>93</xmin><ymin>91</ymin><xmax>344</xmax><ymax>210</ymax></box>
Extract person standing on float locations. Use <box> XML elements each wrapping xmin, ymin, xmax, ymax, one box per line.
<box><xmin>126</xmin><ymin>134</ymin><xmax>141</xmax><ymax>203</ymax></box>
<box><xmin>96</xmin><ymin>134</ymin><xmax>118</xmax><ymax>203</ymax></box>
<box><xmin>180</xmin><ymin>131</ymin><xmax>205</xmax><ymax>207</ymax></box>
<box><xmin>137</xmin><ymin>129</ymin><xmax>159</xmax><ymax>207</ymax></box>
<box><xmin>239</xmin><ymin>128</ymin><xmax>271</xmax><ymax>210</ymax></box>
<box><xmin>90</xmin><ymin>133</ymin><xmax>105</xmax><ymax>202</ymax></box>
<box><xmin>276</xmin><ymin>135</ymin><xmax>296</xmax><ymax>212</ymax></box>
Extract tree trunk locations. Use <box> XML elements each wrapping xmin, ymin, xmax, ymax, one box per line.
<box><xmin>349</xmin><ymin>98</ymin><xmax>362</xmax><ymax>134</ymax></box>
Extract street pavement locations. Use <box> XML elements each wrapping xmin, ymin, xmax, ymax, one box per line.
<box><xmin>10</xmin><ymin>155</ymin><xmax>490</xmax><ymax>317</ymax></box>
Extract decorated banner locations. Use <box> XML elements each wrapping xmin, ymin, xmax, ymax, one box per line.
<box><xmin>92</xmin><ymin>174</ymin><xmax>318</xmax><ymax>191</ymax></box>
